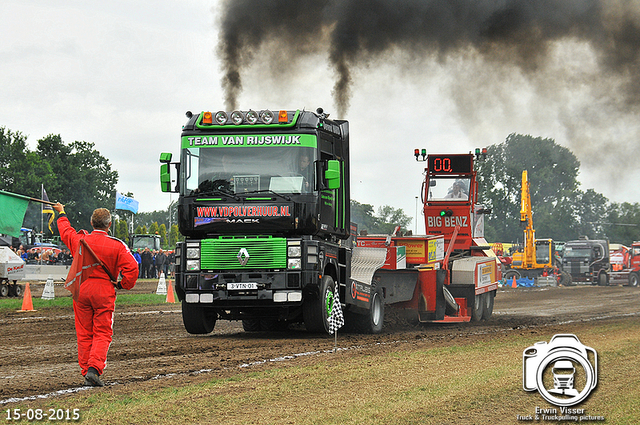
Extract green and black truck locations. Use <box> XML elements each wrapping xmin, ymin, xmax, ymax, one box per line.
<box><xmin>160</xmin><ymin>108</ymin><xmax>362</xmax><ymax>334</ymax></box>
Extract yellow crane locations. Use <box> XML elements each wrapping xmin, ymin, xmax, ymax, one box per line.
<box><xmin>505</xmin><ymin>170</ymin><xmax>555</xmax><ymax>280</ymax></box>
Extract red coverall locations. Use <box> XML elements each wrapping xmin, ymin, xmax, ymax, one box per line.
<box><xmin>58</xmin><ymin>214</ymin><xmax>138</xmax><ymax>376</ymax></box>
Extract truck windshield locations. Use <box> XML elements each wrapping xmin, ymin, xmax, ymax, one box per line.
<box><xmin>131</xmin><ymin>237</ymin><xmax>158</xmax><ymax>251</ymax></box>
<box><xmin>563</xmin><ymin>247</ymin><xmax>591</xmax><ymax>258</ymax></box>
<box><xmin>427</xmin><ymin>177</ymin><xmax>471</xmax><ymax>201</ymax></box>
<box><xmin>182</xmin><ymin>146</ymin><xmax>316</xmax><ymax>195</ymax></box>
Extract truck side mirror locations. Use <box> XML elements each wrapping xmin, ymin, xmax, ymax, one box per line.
<box><xmin>160</xmin><ymin>164</ymin><xmax>172</xmax><ymax>192</ymax></box>
<box><xmin>324</xmin><ymin>160</ymin><xmax>341</xmax><ymax>190</ymax></box>
<box><xmin>160</xmin><ymin>152</ymin><xmax>175</xmax><ymax>193</ymax></box>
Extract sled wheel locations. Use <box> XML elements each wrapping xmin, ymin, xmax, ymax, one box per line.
<box><xmin>471</xmin><ymin>294</ymin><xmax>485</xmax><ymax>322</ymax></box>
<box><xmin>482</xmin><ymin>291</ymin><xmax>495</xmax><ymax>321</ymax></box>
<box><xmin>0</xmin><ymin>284</ymin><xmax>8</xmax><ymax>297</ymax></box>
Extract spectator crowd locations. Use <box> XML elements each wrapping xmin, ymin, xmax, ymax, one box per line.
<box><xmin>8</xmin><ymin>244</ymin><xmax>176</xmax><ymax>278</ymax></box>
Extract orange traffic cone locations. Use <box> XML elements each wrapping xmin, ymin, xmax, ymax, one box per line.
<box><xmin>18</xmin><ymin>283</ymin><xmax>36</xmax><ymax>312</ymax></box>
<box><xmin>166</xmin><ymin>279</ymin><xmax>175</xmax><ymax>303</ymax></box>
<box><xmin>511</xmin><ymin>276</ymin><xmax>518</xmax><ymax>288</ymax></box>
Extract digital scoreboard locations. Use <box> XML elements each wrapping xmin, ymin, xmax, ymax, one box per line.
<box><xmin>427</xmin><ymin>154</ymin><xmax>473</xmax><ymax>174</ymax></box>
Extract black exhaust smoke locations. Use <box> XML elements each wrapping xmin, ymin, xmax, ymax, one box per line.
<box><xmin>217</xmin><ymin>0</ymin><xmax>640</xmax><ymax>116</ymax></box>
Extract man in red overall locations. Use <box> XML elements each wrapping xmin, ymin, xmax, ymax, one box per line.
<box><xmin>54</xmin><ymin>203</ymin><xmax>138</xmax><ymax>387</ymax></box>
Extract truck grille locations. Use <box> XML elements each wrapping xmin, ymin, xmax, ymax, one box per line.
<box><xmin>200</xmin><ymin>236</ymin><xmax>287</xmax><ymax>270</ymax></box>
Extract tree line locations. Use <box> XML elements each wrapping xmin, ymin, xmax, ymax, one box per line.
<box><xmin>476</xmin><ymin>134</ymin><xmax>640</xmax><ymax>246</ymax></box>
<box><xmin>3</xmin><ymin>126</ymin><xmax>638</xmax><ymax>248</ymax></box>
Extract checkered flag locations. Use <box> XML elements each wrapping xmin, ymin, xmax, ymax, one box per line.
<box><xmin>328</xmin><ymin>285</ymin><xmax>344</xmax><ymax>335</ymax></box>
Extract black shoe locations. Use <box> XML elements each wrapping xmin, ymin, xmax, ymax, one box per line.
<box><xmin>84</xmin><ymin>370</ymin><xmax>105</xmax><ymax>387</ymax></box>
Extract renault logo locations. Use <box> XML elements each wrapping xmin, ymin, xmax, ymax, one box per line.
<box><xmin>237</xmin><ymin>248</ymin><xmax>250</xmax><ymax>266</ymax></box>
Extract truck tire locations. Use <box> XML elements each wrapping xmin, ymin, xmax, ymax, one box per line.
<box><xmin>482</xmin><ymin>291</ymin><xmax>495</xmax><ymax>320</ymax></box>
<box><xmin>0</xmin><ymin>284</ymin><xmax>8</xmax><ymax>297</ymax></box>
<box><xmin>242</xmin><ymin>319</ymin><xmax>261</xmax><ymax>332</ymax></box>
<box><xmin>352</xmin><ymin>286</ymin><xmax>385</xmax><ymax>334</ymax></box>
<box><xmin>504</xmin><ymin>270</ymin><xmax>520</xmax><ymax>281</ymax></box>
<box><xmin>303</xmin><ymin>275</ymin><xmax>335</xmax><ymax>333</ymax></box>
<box><xmin>471</xmin><ymin>294</ymin><xmax>485</xmax><ymax>322</ymax></box>
<box><xmin>629</xmin><ymin>273</ymin><xmax>639</xmax><ymax>287</ymax></box>
<box><xmin>12</xmin><ymin>284</ymin><xmax>23</xmax><ymax>298</ymax></box>
<box><xmin>558</xmin><ymin>271</ymin><xmax>572</xmax><ymax>286</ymax></box>
<box><xmin>181</xmin><ymin>301</ymin><xmax>217</xmax><ymax>334</ymax></box>
<box><xmin>597</xmin><ymin>272</ymin><xmax>608</xmax><ymax>286</ymax></box>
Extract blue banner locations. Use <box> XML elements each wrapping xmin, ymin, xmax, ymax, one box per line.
<box><xmin>115</xmin><ymin>192</ymin><xmax>139</xmax><ymax>214</ymax></box>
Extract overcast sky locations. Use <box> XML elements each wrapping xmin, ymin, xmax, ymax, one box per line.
<box><xmin>3</xmin><ymin>0</ymin><xmax>640</xmax><ymax>235</ymax></box>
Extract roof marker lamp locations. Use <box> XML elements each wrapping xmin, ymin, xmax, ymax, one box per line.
<box><xmin>214</xmin><ymin>111</ymin><xmax>228</xmax><ymax>125</ymax></box>
<box><xmin>246</xmin><ymin>110</ymin><xmax>259</xmax><ymax>124</ymax></box>
<box><xmin>202</xmin><ymin>111</ymin><xmax>213</xmax><ymax>125</ymax></box>
<box><xmin>278</xmin><ymin>110</ymin><xmax>288</xmax><ymax>123</ymax></box>
<box><xmin>475</xmin><ymin>147</ymin><xmax>488</xmax><ymax>160</ymax></box>
<box><xmin>231</xmin><ymin>111</ymin><xmax>244</xmax><ymax>125</ymax></box>
<box><xmin>260</xmin><ymin>110</ymin><xmax>274</xmax><ymax>124</ymax></box>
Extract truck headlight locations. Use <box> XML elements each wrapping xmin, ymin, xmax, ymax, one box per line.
<box><xmin>288</xmin><ymin>258</ymin><xmax>301</xmax><ymax>269</ymax></box>
<box><xmin>186</xmin><ymin>247</ymin><xmax>200</xmax><ymax>259</ymax></box>
<box><xmin>186</xmin><ymin>259</ymin><xmax>200</xmax><ymax>271</ymax></box>
<box><xmin>288</xmin><ymin>246</ymin><xmax>301</xmax><ymax>257</ymax></box>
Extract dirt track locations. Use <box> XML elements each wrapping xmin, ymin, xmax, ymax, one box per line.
<box><xmin>2</xmin><ymin>281</ymin><xmax>640</xmax><ymax>404</ymax></box>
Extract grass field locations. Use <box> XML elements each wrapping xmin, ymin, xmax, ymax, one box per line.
<box><xmin>0</xmin><ymin>291</ymin><xmax>172</xmax><ymax>311</ymax></box>
<box><xmin>17</xmin><ymin>316</ymin><xmax>640</xmax><ymax>425</ymax></box>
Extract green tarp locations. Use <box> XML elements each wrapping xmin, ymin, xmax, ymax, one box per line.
<box><xmin>0</xmin><ymin>190</ymin><xmax>30</xmax><ymax>238</ymax></box>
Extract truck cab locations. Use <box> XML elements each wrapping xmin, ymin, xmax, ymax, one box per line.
<box><xmin>562</xmin><ymin>238</ymin><xmax>610</xmax><ymax>285</ymax></box>
<box><xmin>160</xmin><ymin>108</ymin><xmax>352</xmax><ymax>334</ymax></box>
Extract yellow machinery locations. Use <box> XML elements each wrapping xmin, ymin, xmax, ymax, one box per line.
<box><xmin>506</xmin><ymin>171</ymin><xmax>554</xmax><ymax>280</ymax></box>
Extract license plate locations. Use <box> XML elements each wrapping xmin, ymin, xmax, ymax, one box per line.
<box><xmin>227</xmin><ymin>282</ymin><xmax>258</xmax><ymax>290</ymax></box>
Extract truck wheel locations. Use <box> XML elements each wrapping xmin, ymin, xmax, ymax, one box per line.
<box><xmin>558</xmin><ymin>271</ymin><xmax>572</xmax><ymax>286</ymax></box>
<box><xmin>471</xmin><ymin>294</ymin><xmax>485</xmax><ymax>322</ymax></box>
<box><xmin>303</xmin><ymin>275</ymin><xmax>335</xmax><ymax>333</ymax></box>
<box><xmin>181</xmin><ymin>301</ymin><xmax>217</xmax><ymax>334</ymax></box>
<box><xmin>0</xmin><ymin>284</ymin><xmax>8</xmax><ymax>297</ymax></box>
<box><xmin>482</xmin><ymin>291</ymin><xmax>495</xmax><ymax>320</ymax></box>
<box><xmin>242</xmin><ymin>319</ymin><xmax>261</xmax><ymax>332</ymax></box>
<box><xmin>629</xmin><ymin>273</ymin><xmax>639</xmax><ymax>287</ymax></box>
<box><xmin>504</xmin><ymin>270</ymin><xmax>520</xmax><ymax>281</ymax></box>
<box><xmin>597</xmin><ymin>272</ymin><xmax>608</xmax><ymax>286</ymax></box>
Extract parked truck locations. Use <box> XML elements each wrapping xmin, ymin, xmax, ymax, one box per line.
<box><xmin>130</xmin><ymin>234</ymin><xmax>161</xmax><ymax>252</ymax></box>
<box><xmin>561</xmin><ymin>237</ymin><xmax>610</xmax><ymax>285</ymax></box>
<box><xmin>609</xmin><ymin>242</ymin><xmax>640</xmax><ymax>287</ymax></box>
<box><xmin>159</xmin><ymin>108</ymin><xmax>500</xmax><ymax>334</ymax></box>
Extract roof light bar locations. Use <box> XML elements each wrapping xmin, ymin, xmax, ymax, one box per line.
<box><xmin>246</xmin><ymin>110</ymin><xmax>259</xmax><ymax>124</ymax></box>
<box><xmin>231</xmin><ymin>111</ymin><xmax>244</xmax><ymax>125</ymax></box>
<box><xmin>214</xmin><ymin>111</ymin><xmax>228</xmax><ymax>125</ymax></box>
<box><xmin>260</xmin><ymin>110</ymin><xmax>274</xmax><ymax>124</ymax></box>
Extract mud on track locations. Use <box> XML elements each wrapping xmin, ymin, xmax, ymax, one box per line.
<box><xmin>2</xmin><ymin>282</ymin><xmax>640</xmax><ymax>404</ymax></box>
